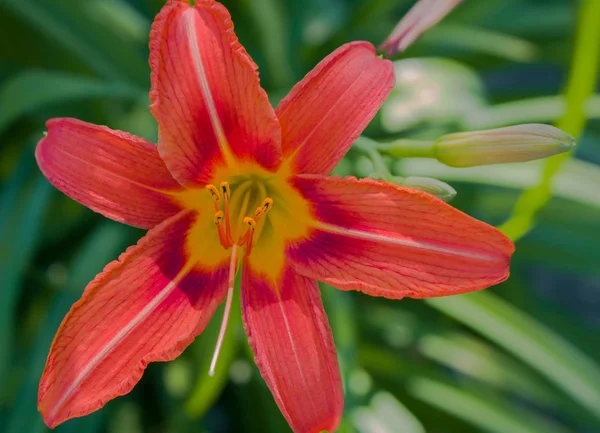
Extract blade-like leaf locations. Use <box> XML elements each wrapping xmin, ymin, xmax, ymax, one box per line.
<box><xmin>395</xmin><ymin>157</ymin><xmax>600</xmax><ymax>209</ymax></box>
<box><xmin>407</xmin><ymin>377</ymin><xmax>571</xmax><ymax>433</ymax></box>
<box><xmin>0</xmin><ymin>152</ymin><xmax>52</xmax><ymax>401</ymax></box>
<box><xmin>0</xmin><ymin>70</ymin><xmax>144</xmax><ymax>135</ymax></box>
<box><xmin>426</xmin><ymin>291</ymin><xmax>600</xmax><ymax>420</ymax></box>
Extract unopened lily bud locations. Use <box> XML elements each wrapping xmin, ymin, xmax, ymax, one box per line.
<box><xmin>392</xmin><ymin>176</ymin><xmax>456</xmax><ymax>202</ymax></box>
<box><xmin>380</xmin><ymin>0</ymin><xmax>463</xmax><ymax>56</ymax></box>
<box><xmin>434</xmin><ymin>124</ymin><xmax>575</xmax><ymax>167</ymax></box>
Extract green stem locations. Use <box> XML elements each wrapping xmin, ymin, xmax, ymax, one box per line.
<box><xmin>372</xmin><ymin>138</ymin><xmax>437</xmax><ymax>159</ymax></box>
<box><xmin>499</xmin><ymin>0</ymin><xmax>600</xmax><ymax>241</ymax></box>
<box><xmin>354</xmin><ymin>136</ymin><xmax>394</xmax><ymax>180</ymax></box>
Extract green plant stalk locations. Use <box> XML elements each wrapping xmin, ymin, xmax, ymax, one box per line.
<box><xmin>353</xmin><ymin>136</ymin><xmax>394</xmax><ymax>180</ymax></box>
<box><xmin>371</xmin><ymin>139</ymin><xmax>437</xmax><ymax>159</ymax></box>
<box><xmin>499</xmin><ymin>0</ymin><xmax>600</xmax><ymax>241</ymax></box>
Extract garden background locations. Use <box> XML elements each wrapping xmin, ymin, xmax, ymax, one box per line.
<box><xmin>1</xmin><ymin>0</ymin><xmax>600</xmax><ymax>432</ymax></box>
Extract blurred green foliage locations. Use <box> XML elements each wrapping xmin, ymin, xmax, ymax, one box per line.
<box><xmin>1</xmin><ymin>0</ymin><xmax>599</xmax><ymax>432</ymax></box>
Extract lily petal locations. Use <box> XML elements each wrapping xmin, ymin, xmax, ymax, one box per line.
<box><xmin>276</xmin><ymin>42</ymin><xmax>394</xmax><ymax>175</ymax></box>
<box><xmin>288</xmin><ymin>175</ymin><xmax>514</xmax><ymax>299</ymax></box>
<box><xmin>36</xmin><ymin>118</ymin><xmax>181</xmax><ymax>229</ymax></box>
<box><xmin>242</xmin><ymin>264</ymin><xmax>343</xmax><ymax>433</ymax></box>
<box><xmin>149</xmin><ymin>0</ymin><xmax>281</xmax><ymax>185</ymax></box>
<box><xmin>38</xmin><ymin>211</ymin><xmax>229</xmax><ymax>428</ymax></box>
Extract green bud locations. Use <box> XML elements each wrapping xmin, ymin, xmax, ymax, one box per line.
<box><xmin>392</xmin><ymin>176</ymin><xmax>456</xmax><ymax>202</ymax></box>
<box><xmin>434</xmin><ymin>124</ymin><xmax>575</xmax><ymax>167</ymax></box>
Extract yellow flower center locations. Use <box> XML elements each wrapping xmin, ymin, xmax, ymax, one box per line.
<box><xmin>205</xmin><ymin>179</ymin><xmax>274</xmax><ymax>254</ymax></box>
<box><xmin>177</xmin><ymin>161</ymin><xmax>313</xmax><ymax>281</ymax></box>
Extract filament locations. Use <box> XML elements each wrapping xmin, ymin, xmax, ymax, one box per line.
<box><xmin>208</xmin><ymin>243</ymin><xmax>238</xmax><ymax>377</ymax></box>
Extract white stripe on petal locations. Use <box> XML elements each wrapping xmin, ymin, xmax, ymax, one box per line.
<box><xmin>182</xmin><ymin>9</ymin><xmax>234</xmax><ymax>164</ymax></box>
<box><xmin>315</xmin><ymin>221</ymin><xmax>503</xmax><ymax>262</ymax></box>
<box><xmin>49</xmin><ymin>260</ymin><xmax>195</xmax><ymax>419</ymax></box>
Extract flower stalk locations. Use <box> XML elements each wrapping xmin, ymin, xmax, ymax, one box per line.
<box><xmin>371</xmin><ymin>124</ymin><xmax>575</xmax><ymax>167</ymax></box>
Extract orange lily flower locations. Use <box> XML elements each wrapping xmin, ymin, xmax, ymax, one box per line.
<box><xmin>35</xmin><ymin>1</ymin><xmax>513</xmax><ymax>432</ymax></box>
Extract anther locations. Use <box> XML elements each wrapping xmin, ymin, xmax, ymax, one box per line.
<box><xmin>219</xmin><ymin>181</ymin><xmax>231</xmax><ymax>200</ymax></box>
<box><xmin>254</xmin><ymin>197</ymin><xmax>273</xmax><ymax>219</ymax></box>
<box><xmin>243</xmin><ymin>216</ymin><xmax>256</xmax><ymax>230</ymax></box>
<box><xmin>214</xmin><ymin>211</ymin><xmax>224</xmax><ymax>225</ymax></box>
<box><xmin>206</xmin><ymin>184</ymin><xmax>220</xmax><ymax>201</ymax></box>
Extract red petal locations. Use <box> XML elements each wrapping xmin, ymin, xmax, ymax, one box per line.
<box><xmin>288</xmin><ymin>175</ymin><xmax>514</xmax><ymax>299</ymax></box>
<box><xmin>242</xmin><ymin>264</ymin><xmax>343</xmax><ymax>433</ymax></box>
<box><xmin>38</xmin><ymin>211</ymin><xmax>229</xmax><ymax>428</ymax></box>
<box><xmin>149</xmin><ymin>0</ymin><xmax>281</xmax><ymax>185</ymax></box>
<box><xmin>276</xmin><ymin>42</ymin><xmax>394</xmax><ymax>175</ymax></box>
<box><xmin>36</xmin><ymin>118</ymin><xmax>181</xmax><ymax>229</ymax></box>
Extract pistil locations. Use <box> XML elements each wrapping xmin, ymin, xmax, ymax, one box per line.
<box><xmin>208</xmin><ymin>243</ymin><xmax>238</xmax><ymax>377</ymax></box>
<box><xmin>220</xmin><ymin>182</ymin><xmax>233</xmax><ymax>245</ymax></box>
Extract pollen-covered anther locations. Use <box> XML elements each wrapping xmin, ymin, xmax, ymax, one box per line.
<box><xmin>243</xmin><ymin>216</ymin><xmax>257</xmax><ymax>230</ymax></box>
<box><xmin>220</xmin><ymin>181</ymin><xmax>231</xmax><ymax>200</ymax></box>
<box><xmin>213</xmin><ymin>211</ymin><xmax>224</xmax><ymax>225</ymax></box>
<box><xmin>254</xmin><ymin>198</ymin><xmax>274</xmax><ymax>220</ymax></box>
<box><xmin>206</xmin><ymin>184</ymin><xmax>220</xmax><ymax>201</ymax></box>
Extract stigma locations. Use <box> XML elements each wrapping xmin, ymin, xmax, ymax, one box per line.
<box><xmin>206</xmin><ymin>181</ymin><xmax>273</xmax><ymax>256</ymax></box>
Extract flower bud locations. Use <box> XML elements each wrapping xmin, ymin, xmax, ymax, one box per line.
<box><xmin>392</xmin><ymin>176</ymin><xmax>456</xmax><ymax>202</ymax></box>
<box><xmin>434</xmin><ymin>124</ymin><xmax>575</xmax><ymax>167</ymax></box>
<box><xmin>380</xmin><ymin>0</ymin><xmax>463</xmax><ymax>56</ymax></box>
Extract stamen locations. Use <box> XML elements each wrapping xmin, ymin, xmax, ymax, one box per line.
<box><xmin>213</xmin><ymin>211</ymin><xmax>230</xmax><ymax>248</ymax></box>
<box><xmin>240</xmin><ymin>217</ymin><xmax>256</xmax><ymax>255</ymax></box>
<box><xmin>207</xmin><ymin>183</ymin><xmax>273</xmax><ymax>255</ymax></box>
<box><xmin>220</xmin><ymin>182</ymin><xmax>233</xmax><ymax>246</ymax></box>
<box><xmin>209</xmin><ymin>244</ymin><xmax>239</xmax><ymax>377</ymax></box>
<box><xmin>254</xmin><ymin>198</ymin><xmax>273</xmax><ymax>220</ymax></box>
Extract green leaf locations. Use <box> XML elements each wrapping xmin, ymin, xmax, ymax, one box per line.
<box><xmin>1</xmin><ymin>0</ymin><xmax>149</xmax><ymax>83</ymax></box>
<box><xmin>426</xmin><ymin>291</ymin><xmax>600</xmax><ymax>420</ymax></box>
<box><xmin>421</xmin><ymin>24</ymin><xmax>539</xmax><ymax>62</ymax></box>
<box><xmin>352</xmin><ymin>391</ymin><xmax>425</xmax><ymax>433</ymax></box>
<box><xmin>242</xmin><ymin>0</ymin><xmax>294</xmax><ymax>89</ymax></box>
<box><xmin>407</xmin><ymin>377</ymin><xmax>571</xmax><ymax>433</ymax></box>
<box><xmin>462</xmin><ymin>95</ymin><xmax>600</xmax><ymax>130</ymax></box>
<box><xmin>0</xmin><ymin>152</ymin><xmax>52</xmax><ymax>401</ymax></box>
<box><xmin>0</xmin><ymin>70</ymin><xmax>144</xmax><ymax>135</ymax></box>
<box><xmin>394</xmin><ymin>157</ymin><xmax>600</xmax><ymax>209</ymax></box>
